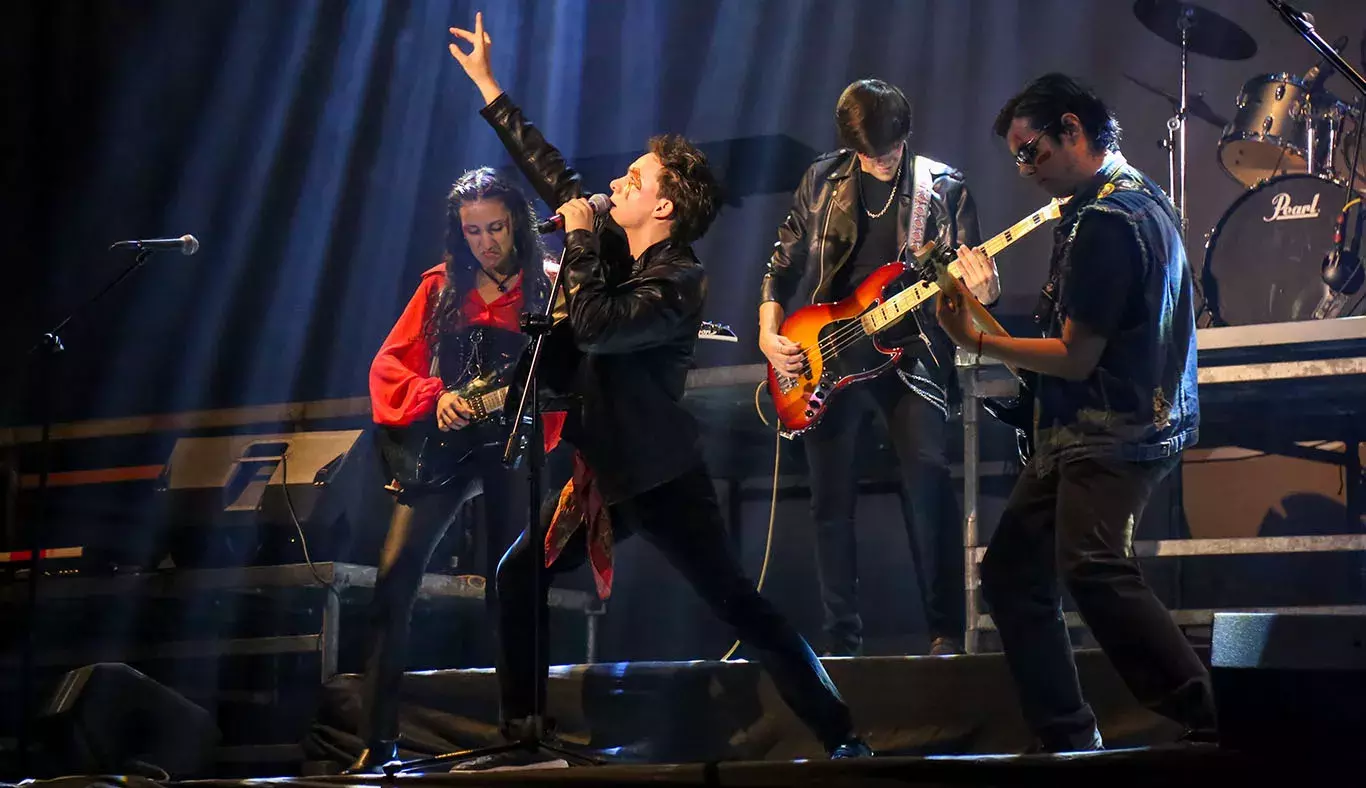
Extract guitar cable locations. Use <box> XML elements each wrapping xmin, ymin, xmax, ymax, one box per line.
<box><xmin>719</xmin><ymin>382</ymin><xmax>784</xmax><ymax>661</ymax></box>
<box><xmin>280</xmin><ymin>452</ymin><xmax>341</xmax><ymax>597</ymax></box>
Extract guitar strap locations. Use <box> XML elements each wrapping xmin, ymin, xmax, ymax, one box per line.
<box><xmin>907</xmin><ymin>154</ymin><xmax>937</xmax><ymax>253</ymax></box>
<box><xmin>899</xmin><ymin>154</ymin><xmax>951</xmax><ymax>397</ymax></box>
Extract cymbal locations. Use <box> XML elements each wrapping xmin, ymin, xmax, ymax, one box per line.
<box><xmin>1124</xmin><ymin>72</ymin><xmax>1230</xmax><ymax>128</ymax></box>
<box><xmin>1133</xmin><ymin>0</ymin><xmax>1257</xmax><ymax>60</ymax></box>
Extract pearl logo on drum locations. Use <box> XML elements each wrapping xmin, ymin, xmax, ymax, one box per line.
<box><xmin>1263</xmin><ymin>191</ymin><xmax>1321</xmax><ymax>222</ymax></box>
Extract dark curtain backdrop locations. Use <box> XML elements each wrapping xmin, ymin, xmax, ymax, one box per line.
<box><xmin>5</xmin><ymin>0</ymin><xmax>1366</xmax><ymax>425</ymax></box>
<box><xmin>4</xmin><ymin>0</ymin><xmax>1366</xmax><ymax>665</ymax></box>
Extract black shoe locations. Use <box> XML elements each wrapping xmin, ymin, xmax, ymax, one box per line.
<box><xmin>829</xmin><ymin>738</ymin><xmax>874</xmax><ymax>759</ymax></box>
<box><xmin>343</xmin><ymin>740</ymin><xmax>398</xmax><ymax>774</ymax></box>
<box><xmin>821</xmin><ymin>642</ymin><xmax>863</xmax><ymax>658</ymax></box>
<box><xmin>1025</xmin><ymin>728</ymin><xmax>1104</xmax><ymax>754</ymax></box>
<box><xmin>448</xmin><ymin>751</ymin><xmax>571</xmax><ymax>772</ymax></box>
<box><xmin>1177</xmin><ymin>726</ymin><xmax>1219</xmax><ymax>745</ymax></box>
<box><xmin>928</xmin><ymin>636</ymin><xmax>963</xmax><ymax>656</ymax></box>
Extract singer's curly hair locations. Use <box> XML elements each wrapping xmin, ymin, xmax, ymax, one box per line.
<box><xmin>423</xmin><ymin>167</ymin><xmax>549</xmax><ymax>347</ymax></box>
<box><xmin>649</xmin><ymin>135</ymin><xmax>722</xmax><ymax>245</ymax></box>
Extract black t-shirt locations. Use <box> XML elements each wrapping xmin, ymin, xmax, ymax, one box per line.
<box><xmin>829</xmin><ymin>168</ymin><xmax>901</xmax><ymax>299</ymax></box>
<box><xmin>1058</xmin><ymin>212</ymin><xmax>1143</xmax><ymax>338</ymax></box>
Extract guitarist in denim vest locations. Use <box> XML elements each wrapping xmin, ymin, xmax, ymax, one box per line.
<box><xmin>348</xmin><ymin>167</ymin><xmax>567</xmax><ymax>773</ymax></box>
<box><xmin>758</xmin><ymin>79</ymin><xmax>999</xmax><ymax>657</ymax></box>
<box><xmin>937</xmin><ymin>74</ymin><xmax>1215</xmax><ymax>752</ymax></box>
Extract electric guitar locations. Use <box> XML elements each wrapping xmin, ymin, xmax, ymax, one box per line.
<box><xmin>375</xmin><ymin>364</ymin><xmax>518</xmax><ymax>501</ymax></box>
<box><xmin>766</xmin><ymin>198</ymin><xmax>1066</xmax><ymax>438</ymax></box>
<box><xmin>921</xmin><ymin>250</ymin><xmax>1039</xmax><ymax>465</ymax></box>
<box><xmin>981</xmin><ymin>372</ymin><xmax>1037</xmax><ymax>464</ymax></box>
<box><xmin>376</xmin><ymin>320</ymin><xmax>739</xmax><ymax>499</ymax></box>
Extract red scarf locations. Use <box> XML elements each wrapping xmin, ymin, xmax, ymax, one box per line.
<box><xmin>544</xmin><ymin>452</ymin><xmax>613</xmax><ymax>599</ymax></box>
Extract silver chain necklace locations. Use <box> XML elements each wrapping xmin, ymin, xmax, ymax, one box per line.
<box><xmin>859</xmin><ymin>155</ymin><xmax>903</xmax><ymax>219</ymax></box>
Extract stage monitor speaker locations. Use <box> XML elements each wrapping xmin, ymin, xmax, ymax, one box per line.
<box><xmin>36</xmin><ymin>662</ymin><xmax>220</xmax><ymax>778</ymax></box>
<box><xmin>154</xmin><ymin>429</ymin><xmax>378</xmax><ymax>568</ymax></box>
<box><xmin>1211</xmin><ymin>612</ymin><xmax>1366</xmax><ymax>750</ymax></box>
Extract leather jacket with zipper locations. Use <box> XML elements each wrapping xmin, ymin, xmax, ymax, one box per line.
<box><xmin>480</xmin><ymin>92</ymin><xmax>706</xmax><ymax>504</ymax></box>
<box><xmin>760</xmin><ymin>147</ymin><xmax>983</xmax><ymax>413</ymax></box>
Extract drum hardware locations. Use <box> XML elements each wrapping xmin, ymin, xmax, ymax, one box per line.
<box><xmin>1254</xmin><ymin>0</ymin><xmax>1366</xmax><ymax>321</ymax></box>
<box><xmin>1124</xmin><ymin>72</ymin><xmax>1228</xmax><ymax>128</ymax></box>
<box><xmin>1201</xmin><ymin>173</ymin><xmax>1366</xmax><ymax>326</ymax></box>
<box><xmin>1216</xmin><ymin>72</ymin><xmax>1347</xmax><ymax>188</ymax></box>
<box><xmin>1133</xmin><ymin>1</ymin><xmax>1258</xmax><ymax>235</ymax></box>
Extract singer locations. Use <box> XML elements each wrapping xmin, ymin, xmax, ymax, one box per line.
<box><xmin>346</xmin><ymin>166</ymin><xmax>569</xmax><ymax>773</ymax></box>
<box><xmin>445</xmin><ymin>11</ymin><xmax>869</xmax><ymax>770</ymax></box>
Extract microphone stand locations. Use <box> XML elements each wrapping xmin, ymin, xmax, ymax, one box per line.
<box><xmin>16</xmin><ymin>247</ymin><xmax>154</xmax><ymax>773</ymax></box>
<box><xmin>1174</xmin><ymin>5</ymin><xmax>1193</xmax><ymax>234</ymax></box>
<box><xmin>386</xmin><ymin>240</ymin><xmax>595</xmax><ymax>774</ymax></box>
<box><xmin>1267</xmin><ymin>0</ymin><xmax>1366</xmax><ymax>313</ymax></box>
<box><xmin>1267</xmin><ymin>0</ymin><xmax>1366</xmax><ymax>97</ymax></box>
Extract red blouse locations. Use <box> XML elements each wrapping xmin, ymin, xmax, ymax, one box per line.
<box><xmin>369</xmin><ymin>264</ymin><xmax>564</xmax><ymax>450</ymax></box>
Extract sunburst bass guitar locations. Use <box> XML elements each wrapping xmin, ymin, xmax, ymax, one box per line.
<box><xmin>766</xmin><ymin>198</ymin><xmax>1066</xmax><ymax>438</ymax></box>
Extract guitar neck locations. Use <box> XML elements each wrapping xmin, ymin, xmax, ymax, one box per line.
<box><xmin>861</xmin><ymin>199</ymin><xmax>1063</xmax><ymax>334</ymax></box>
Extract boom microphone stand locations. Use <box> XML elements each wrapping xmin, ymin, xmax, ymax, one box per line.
<box><xmin>17</xmin><ymin>245</ymin><xmax>155</xmax><ymax>773</ymax></box>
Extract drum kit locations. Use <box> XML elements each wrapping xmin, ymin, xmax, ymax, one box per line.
<box><xmin>1129</xmin><ymin>0</ymin><xmax>1366</xmax><ymax>326</ymax></box>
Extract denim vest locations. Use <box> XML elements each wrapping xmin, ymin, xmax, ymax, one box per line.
<box><xmin>1033</xmin><ymin>153</ymin><xmax>1200</xmax><ymax>469</ymax></box>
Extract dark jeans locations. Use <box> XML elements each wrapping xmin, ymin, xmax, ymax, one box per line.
<box><xmin>980</xmin><ymin>454</ymin><xmax>1216</xmax><ymax>750</ymax></box>
<box><xmin>495</xmin><ymin>465</ymin><xmax>856</xmax><ymax>751</ymax></box>
<box><xmin>356</xmin><ymin>452</ymin><xmax>524</xmax><ymax>746</ymax></box>
<box><xmin>802</xmin><ymin>371</ymin><xmax>965</xmax><ymax>654</ymax></box>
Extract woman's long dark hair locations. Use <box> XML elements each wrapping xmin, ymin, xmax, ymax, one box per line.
<box><xmin>422</xmin><ymin>167</ymin><xmax>549</xmax><ymax>347</ymax></box>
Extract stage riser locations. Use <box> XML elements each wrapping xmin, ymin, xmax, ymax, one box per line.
<box><xmin>306</xmin><ymin>651</ymin><xmax>1186</xmax><ymax>766</ymax></box>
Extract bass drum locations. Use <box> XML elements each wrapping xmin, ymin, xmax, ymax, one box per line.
<box><xmin>1201</xmin><ymin>173</ymin><xmax>1362</xmax><ymax>326</ymax></box>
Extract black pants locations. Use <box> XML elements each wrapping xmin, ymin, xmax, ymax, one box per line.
<box><xmin>356</xmin><ymin>452</ymin><xmax>525</xmax><ymax>746</ymax></box>
<box><xmin>980</xmin><ymin>454</ymin><xmax>1216</xmax><ymax>750</ymax></box>
<box><xmin>495</xmin><ymin>464</ymin><xmax>856</xmax><ymax>751</ymax></box>
<box><xmin>802</xmin><ymin>371</ymin><xmax>965</xmax><ymax>654</ymax></box>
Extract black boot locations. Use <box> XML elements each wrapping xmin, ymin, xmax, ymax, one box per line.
<box><xmin>343</xmin><ymin>740</ymin><xmax>398</xmax><ymax>774</ymax></box>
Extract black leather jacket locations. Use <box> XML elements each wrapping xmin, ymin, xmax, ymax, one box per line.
<box><xmin>480</xmin><ymin>93</ymin><xmax>706</xmax><ymax>504</ymax></box>
<box><xmin>760</xmin><ymin>147</ymin><xmax>982</xmax><ymax>412</ymax></box>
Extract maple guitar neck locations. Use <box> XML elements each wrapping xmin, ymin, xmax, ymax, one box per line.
<box><xmin>861</xmin><ymin>198</ymin><xmax>1065</xmax><ymax>334</ymax></box>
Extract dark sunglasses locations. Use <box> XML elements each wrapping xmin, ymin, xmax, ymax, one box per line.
<box><xmin>1014</xmin><ymin>119</ymin><xmax>1062</xmax><ymax>168</ymax></box>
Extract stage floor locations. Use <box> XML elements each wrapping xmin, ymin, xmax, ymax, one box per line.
<box><xmin>303</xmin><ymin>650</ymin><xmax>1188</xmax><ymax>768</ymax></box>
<box><xmin>12</xmin><ymin>744</ymin><xmax>1361</xmax><ymax>788</ymax></box>
<box><xmin>11</xmin><ymin>650</ymin><xmax>1364</xmax><ymax>787</ymax></box>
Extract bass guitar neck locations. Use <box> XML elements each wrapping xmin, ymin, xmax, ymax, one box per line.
<box><xmin>860</xmin><ymin>197</ymin><xmax>1067</xmax><ymax>335</ymax></box>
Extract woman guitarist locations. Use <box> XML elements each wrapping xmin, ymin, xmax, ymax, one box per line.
<box><xmin>351</xmin><ymin>167</ymin><xmax>565</xmax><ymax>773</ymax></box>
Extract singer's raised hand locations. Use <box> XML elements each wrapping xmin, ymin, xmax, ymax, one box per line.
<box><xmin>449</xmin><ymin>11</ymin><xmax>502</xmax><ymax>105</ymax></box>
<box><xmin>557</xmin><ymin>198</ymin><xmax>595</xmax><ymax>234</ymax></box>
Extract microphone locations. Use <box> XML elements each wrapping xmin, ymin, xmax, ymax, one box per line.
<box><xmin>1267</xmin><ymin>0</ymin><xmax>1315</xmax><ymax>32</ymax></box>
<box><xmin>1303</xmin><ymin>35</ymin><xmax>1350</xmax><ymax>92</ymax></box>
<box><xmin>1321</xmin><ymin>200</ymin><xmax>1364</xmax><ymax>295</ymax></box>
<box><xmin>109</xmin><ymin>234</ymin><xmax>200</xmax><ymax>255</ymax></box>
<box><xmin>536</xmin><ymin>194</ymin><xmax>611</xmax><ymax>234</ymax></box>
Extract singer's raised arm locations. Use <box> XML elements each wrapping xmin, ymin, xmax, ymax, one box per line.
<box><xmin>477</xmin><ymin>94</ymin><xmax>630</xmax><ymax>258</ymax></box>
<box><xmin>479</xmin><ymin>94</ymin><xmax>583</xmax><ymax>213</ymax></box>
